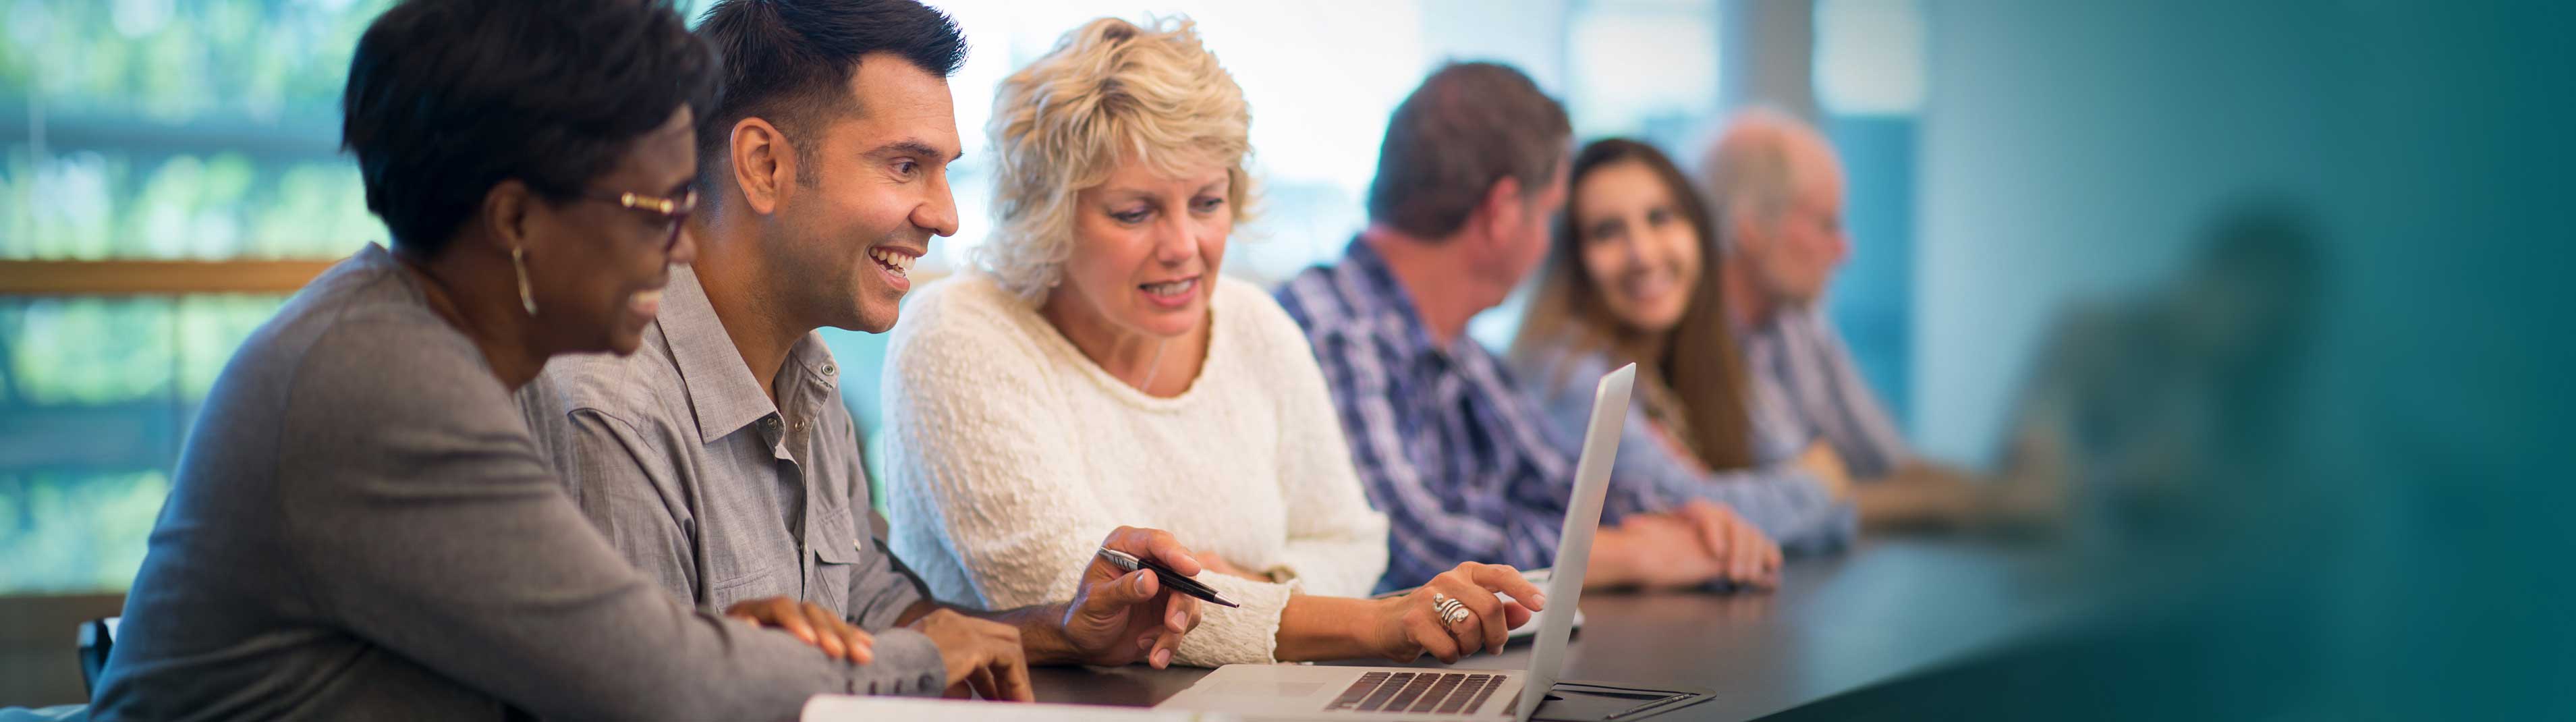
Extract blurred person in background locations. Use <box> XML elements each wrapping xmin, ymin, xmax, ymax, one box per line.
<box><xmin>1994</xmin><ymin>202</ymin><xmax>2322</xmax><ymax>541</ymax></box>
<box><xmin>1510</xmin><ymin>137</ymin><xmax>1860</xmax><ymax>555</ymax></box>
<box><xmin>1279</xmin><ymin>63</ymin><xmax>1795</xmax><ymax>595</ymax></box>
<box><xmin>1699</xmin><ymin>109</ymin><xmax>2047</xmax><ymax>532</ymax></box>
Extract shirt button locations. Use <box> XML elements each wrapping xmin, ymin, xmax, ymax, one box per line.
<box><xmin>821</xmin><ymin>364</ymin><xmax>838</xmax><ymax>377</ymax></box>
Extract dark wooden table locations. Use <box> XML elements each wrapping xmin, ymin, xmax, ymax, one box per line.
<box><xmin>1030</xmin><ymin>537</ymin><xmax>2101</xmax><ymax>721</ymax></box>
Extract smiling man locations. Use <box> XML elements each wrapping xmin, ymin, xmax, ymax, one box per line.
<box><xmin>516</xmin><ymin>0</ymin><xmax>1204</xmax><ymax>702</ymax></box>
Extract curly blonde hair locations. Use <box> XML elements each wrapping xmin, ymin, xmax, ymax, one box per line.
<box><xmin>976</xmin><ymin>16</ymin><xmax>1256</xmax><ymax>301</ymax></box>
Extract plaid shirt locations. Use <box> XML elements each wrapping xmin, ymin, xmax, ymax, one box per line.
<box><xmin>1278</xmin><ymin>240</ymin><xmax>1850</xmax><ymax>592</ymax></box>
<box><xmin>1741</xmin><ymin>305</ymin><xmax>1912</xmax><ymax>480</ymax></box>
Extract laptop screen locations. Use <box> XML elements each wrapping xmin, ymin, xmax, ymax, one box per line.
<box><xmin>1513</xmin><ymin>363</ymin><xmax>1633</xmax><ymax>721</ymax></box>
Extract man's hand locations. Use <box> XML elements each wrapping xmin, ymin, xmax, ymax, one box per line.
<box><xmin>1059</xmin><ymin>526</ymin><xmax>1206</xmax><ymax>669</ymax></box>
<box><xmin>1795</xmin><ymin>439</ymin><xmax>1854</xmax><ymax>501</ymax></box>
<box><xmin>1590</xmin><ymin>513</ymin><xmax>1727</xmax><ymax>588</ymax></box>
<box><xmin>1990</xmin><ymin>431</ymin><xmax>2073</xmax><ymax>533</ymax></box>
<box><xmin>910</xmin><ymin>609</ymin><xmax>1032</xmax><ymax>702</ymax></box>
<box><xmin>1857</xmin><ymin>462</ymin><xmax>1985</xmax><ymax>531</ymax></box>
<box><xmin>1673</xmin><ymin>499</ymin><xmax>1782</xmax><ymax>590</ymax></box>
<box><xmin>724</xmin><ymin>596</ymin><xmax>874</xmax><ymax>663</ymax></box>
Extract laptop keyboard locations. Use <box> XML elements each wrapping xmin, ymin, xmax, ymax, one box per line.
<box><xmin>1323</xmin><ymin>671</ymin><xmax>1506</xmax><ymax>714</ymax></box>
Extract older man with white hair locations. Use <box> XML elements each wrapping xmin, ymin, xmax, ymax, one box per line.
<box><xmin>1702</xmin><ymin>109</ymin><xmax>1997</xmax><ymax>529</ymax></box>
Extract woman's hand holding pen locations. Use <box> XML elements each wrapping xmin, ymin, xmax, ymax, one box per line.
<box><xmin>1057</xmin><ymin>526</ymin><xmax>1206</xmax><ymax>669</ymax></box>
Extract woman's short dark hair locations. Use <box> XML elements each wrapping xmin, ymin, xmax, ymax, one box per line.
<box><xmin>341</xmin><ymin>0</ymin><xmax>717</xmax><ymax>258</ymax></box>
<box><xmin>692</xmin><ymin>0</ymin><xmax>968</xmax><ymax>189</ymax></box>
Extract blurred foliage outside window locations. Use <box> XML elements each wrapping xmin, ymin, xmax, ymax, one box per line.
<box><xmin>2</xmin><ymin>0</ymin><xmax>394</xmax><ymax>260</ymax></box>
<box><xmin>2</xmin><ymin>0</ymin><xmax>391</xmax><ymax>593</ymax></box>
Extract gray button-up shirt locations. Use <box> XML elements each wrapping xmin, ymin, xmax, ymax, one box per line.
<box><xmin>519</xmin><ymin>266</ymin><xmax>943</xmax><ymax>693</ymax></box>
<box><xmin>94</xmin><ymin>245</ymin><xmax>932</xmax><ymax>722</ymax></box>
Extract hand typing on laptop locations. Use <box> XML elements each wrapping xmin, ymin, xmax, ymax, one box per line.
<box><xmin>1259</xmin><ymin>561</ymin><xmax>1548</xmax><ymax>665</ymax></box>
<box><xmin>1367</xmin><ymin>562</ymin><xmax>1549</xmax><ymax>664</ymax></box>
<box><xmin>1152</xmin><ymin>365</ymin><xmax>1723</xmax><ymax>721</ymax></box>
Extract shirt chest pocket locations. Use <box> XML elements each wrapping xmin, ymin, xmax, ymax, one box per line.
<box><xmin>808</xmin><ymin>506</ymin><xmax>863</xmax><ymax>615</ymax></box>
<box><xmin>704</xmin><ymin>530</ymin><xmax>793</xmax><ymax>611</ymax></box>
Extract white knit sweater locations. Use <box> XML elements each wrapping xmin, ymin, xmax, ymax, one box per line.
<box><xmin>880</xmin><ymin>273</ymin><xmax>1391</xmax><ymax>667</ymax></box>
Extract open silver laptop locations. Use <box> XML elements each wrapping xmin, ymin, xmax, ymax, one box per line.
<box><xmin>1154</xmin><ymin>364</ymin><xmax>1635</xmax><ymax>721</ymax></box>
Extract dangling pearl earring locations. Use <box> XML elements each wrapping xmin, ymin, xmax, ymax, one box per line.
<box><xmin>511</xmin><ymin>246</ymin><xmax>538</xmax><ymax>316</ymax></box>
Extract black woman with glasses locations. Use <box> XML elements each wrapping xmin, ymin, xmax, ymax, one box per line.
<box><xmin>88</xmin><ymin>1</ymin><xmax>936</xmax><ymax>719</ymax></box>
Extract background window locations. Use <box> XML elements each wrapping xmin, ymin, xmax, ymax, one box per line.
<box><xmin>1812</xmin><ymin>0</ymin><xmax>1924</xmax><ymax>430</ymax></box>
<box><xmin>0</xmin><ymin>0</ymin><xmax>1870</xmax><ymax>595</ymax></box>
<box><xmin>1</xmin><ymin>0</ymin><xmax>393</xmax><ymax>594</ymax></box>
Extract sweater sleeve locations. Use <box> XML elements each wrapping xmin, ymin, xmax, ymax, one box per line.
<box><xmin>1243</xmin><ymin>289</ymin><xmax>1391</xmax><ymax>599</ymax></box>
<box><xmin>880</xmin><ymin>281</ymin><xmax>1295</xmax><ymax>667</ymax></box>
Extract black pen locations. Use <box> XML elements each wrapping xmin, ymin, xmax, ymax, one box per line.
<box><xmin>1095</xmin><ymin>547</ymin><xmax>1241</xmax><ymax>608</ymax></box>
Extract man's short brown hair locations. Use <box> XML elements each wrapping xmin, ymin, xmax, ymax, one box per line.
<box><xmin>1364</xmin><ymin>61</ymin><xmax>1572</xmax><ymax>239</ymax></box>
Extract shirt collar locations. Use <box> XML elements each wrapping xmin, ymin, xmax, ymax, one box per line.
<box><xmin>1737</xmin><ymin>302</ymin><xmax>1814</xmax><ymax>348</ymax></box>
<box><xmin>659</xmin><ymin>267</ymin><xmax>840</xmax><ymax>445</ymax></box>
<box><xmin>1341</xmin><ymin>240</ymin><xmax>1567</xmax><ymax>472</ymax></box>
<box><xmin>1339</xmin><ymin>238</ymin><xmax>1447</xmax><ymax>361</ymax></box>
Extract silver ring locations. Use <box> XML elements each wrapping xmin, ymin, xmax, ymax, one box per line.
<box><xmin>1432</xmin><ymin>592</ymin><xmax>1472</xmax><ymax>626</ymax></box>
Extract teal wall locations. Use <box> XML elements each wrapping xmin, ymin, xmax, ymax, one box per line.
<box><xmin>1912</xmin><ymin>1</ymin><xmax>2574</xmax><ymax>715</ymax></box>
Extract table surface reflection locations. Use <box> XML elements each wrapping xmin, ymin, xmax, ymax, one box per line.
<box><xmin>1029</xmin><ymin>536</ymin><xmax>2094</xmax><ymax>721</ymax></box>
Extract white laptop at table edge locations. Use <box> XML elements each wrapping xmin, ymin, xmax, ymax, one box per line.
<box><xmin>1152</xmin><ymin>364</ymin><xmax>1635</xmax><ymax>721</ymax></box>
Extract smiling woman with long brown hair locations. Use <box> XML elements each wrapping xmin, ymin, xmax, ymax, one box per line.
<box><xmin>1509</xmin><ymin>137</ymin><xmax>1859</xmax><ymax>554</ymax></box>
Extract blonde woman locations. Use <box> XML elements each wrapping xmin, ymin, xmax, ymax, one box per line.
<box><xmin>882</xmin><ymin>17</ymin><xmax>1545</xmax><ymax>669</ymax></box>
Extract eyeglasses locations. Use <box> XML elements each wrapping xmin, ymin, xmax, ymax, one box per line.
<box><xmin>576</xmin><ymin>187</ymin><xmax>698</xmax><ymax>254</ymax></box>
